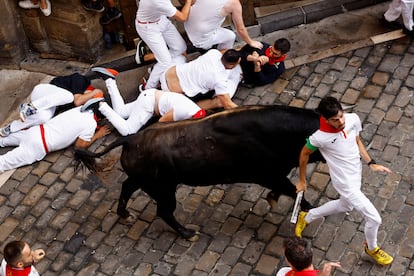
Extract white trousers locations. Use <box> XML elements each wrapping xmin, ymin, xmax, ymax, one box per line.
<box><xmin>195</xmin><ymin>27</ymin><xmax>236</xmax><ymax>50</ymax></box>
<box><xmin>99</xmin><ymin>79</ymin><xmax>154</xmax><ymax>136</ymax></box>
<box><xmin>10</xmin><ymin>83</ymin><xmax>74</xmax><ymax>133</ymax></box>
<box><xmin>384</xmin><ymin>0</ymin><xmax>414</xmax><ymax>30</ymax></box>
<box><xmin>136</xmin><ymin>16</ymin><xmax>187</xmax><ymax>89</ymax></box>
<box><xmin>0</xmin><ymin>127</ymin><xmax>46</xmax><ymax>172</ymax></box>
<box><xmin>305</xmin><ymin>183</ymin><xmax>381</xmax><ymax>250</ymax></box>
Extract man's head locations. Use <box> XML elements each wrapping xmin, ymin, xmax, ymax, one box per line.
<box><xmin>4</xmin><ymin>241</ymin><xmax>33</xmax><ymax>268</ymax></box>
<box><xmin>317</xmin><ymin>96</ymin><xmax>345</xmax><ymax>130</ymax></box>
<box><xmin>283</xmin><ymin>237</ymin><xmax>313</xmax><ymax>271</ymax></box>
<box><xmin>221</xmin><ymin>49</ymin><xmax>242</xmax><ymax>69</ymax></box>
<box><xmin>270</xmin><ymin>38</ymin><xmax>290</xmax><ymax>58</ymax></box>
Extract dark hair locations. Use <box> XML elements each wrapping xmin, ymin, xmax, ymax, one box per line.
<box><xmin>316</xmin><ymin>96</ymin><xmax>343</xmax><ymax>119</ymax></box>
<box><xmin>221</xmin><ymin>49</ymin><xmax>242</xmax><ymax>65</ymax></box>
<box><xmin>283</xmin><ymin>237</ymin><xmax>313</xmax><ymax>271</ymax></box>
<box><xmin>4</xmin><ymin>241</ymin><xmax>26</xmax><ymax>267</ymax></box>
<box><xmin>274</xmin><ymin>38</ymin><xmax>290</xmax><ymax>54</ymax></box>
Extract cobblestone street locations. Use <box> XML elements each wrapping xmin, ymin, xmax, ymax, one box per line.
<box><xmin>0</xmin><ymin>33</ymin><xmax>413</xmax><ymax>276</ymax></box>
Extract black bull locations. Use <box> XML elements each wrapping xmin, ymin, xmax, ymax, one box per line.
<box><xmin>75</xmin><ymin>105</ymin><xmax>324</xmax><ymax>239</ymax></box>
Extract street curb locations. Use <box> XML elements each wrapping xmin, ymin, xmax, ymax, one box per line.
<box><xmin>285</xmin><ymin>29</ymin><xmax>407</xmax><ymax>69</ymax></box>
<box><xmin>256</xmin><ymin>0</ymin><xmax>389</xmax><ymax>34</ymax></box>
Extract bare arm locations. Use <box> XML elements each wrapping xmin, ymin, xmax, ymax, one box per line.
<box><xmin>73</xmin><ymin>89</ymin><xmax>104</xmax><ymax>107</ymax></box>
<box><xmin>228</xmin><ymin>0</ymin><xmax>262</xmax><ymax>48</ymax></box>
<box><xmin>196</xmin><ymin>94</ymin><xmax>237</xmax><ymax>110</ymax></box>
<box><xmin>356</xmin><ymin>135</ymin><xmax>392</xmax><ymax>173</ymax></box>
<box><xmin>172</xmin><ymin>0</ymin><xmax>193</xmax><ymax>22</ymax></box>
<box><xmin>74</xmin><ymin>125</ymin><xmax>111</xmax><ymax>150</ymax></box>
<box><xmin>296</xmin><ymin>145</ymin><xmax>315</xmax><ymax>193</ymax></box>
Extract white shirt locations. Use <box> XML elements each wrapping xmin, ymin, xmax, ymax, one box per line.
<box><xmin>308</xmin><ymin>113</ymin><xmax>362</xmax><ymax>187</ymax></box>
<box><xmin>184</xmin><ymin>0</ymin><xmax>227</xmax><ymax>46</ymax></box>
<box><xmin>1</xmin><ymin>259</ymin><xmax>40</xmax><ymax>276</ymax></box>
<box><xmin>176</xmin><ymin>49</ymin><xmax>241</xmax><ymax>97</ymax></box>
<box><xmin>44</xmin><ymin>106</ymin><xmax>97</xmax><ymax>152</ymax></box>
<box><xmin>136</xmin><ymin>0</ymin><xmax>176</xmax><ymax>22</ymax></box>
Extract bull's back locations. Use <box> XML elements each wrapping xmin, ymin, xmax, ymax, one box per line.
<box><xmin>120</xmin><ymin>105</ymin><xmax>320</xmax><ymax>184</ymax></box>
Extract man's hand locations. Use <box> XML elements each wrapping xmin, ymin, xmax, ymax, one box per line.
<box><xmin>249</xmin><ymin>40</ymin><xmax>263</xmax><ymax>49</ymax></box>
<box><xmin>95</xmin><ymin>125</ymin><xmax>111</xmax><ymax>139</ymax></box>
<box><xmin>32</xmin><ymin>249</ymin><xmax>46</xmax><ymax>263</ymax></box>
<box><xmin>296</xmin><ymin>179</ymin><xmax>307</xmax><ymax>193</ymax></box>
<box><xmin>320</xmin><ymin>261</ymin><xmax>341</xmax><ymax>276</ymax></box>
<box><xmin>258</xmin><ymin>55</ymin><xmax>269</xmax><ymax>65</ymax></box>
<box><xmin>370</xmin><ymin>163</ymin><xmax>392</xmax><ymax>174</ymax></box>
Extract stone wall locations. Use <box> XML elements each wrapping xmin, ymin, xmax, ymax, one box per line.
<box><xmin>0</xmin><ymin>0</ymin><xmax>106</xmax><ymax>68</ymax></box>
<box><xmin>0</xmin><ymin>0</ymin><xmax>29</xmax><ymax>69</ymax></box>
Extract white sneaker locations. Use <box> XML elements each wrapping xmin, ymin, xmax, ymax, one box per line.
<box><xmin>40</xmin><ymin>0</ymin><xmax>51</xmax><ymax>16</ymax></box>
<box><xmin>19</xmin><ymin>0</ymin><xmax>40</xmax><ymax>9</ymax></box>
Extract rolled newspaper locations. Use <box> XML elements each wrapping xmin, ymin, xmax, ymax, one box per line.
<box><xmin>290</xmin><ymin>191</ymin><xmax>304</xmax><ymax>223</ymax></box>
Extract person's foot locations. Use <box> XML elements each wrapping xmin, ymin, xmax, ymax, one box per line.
<box><xmin>81</xmin><ymin>97</ymin><xmax>105</xmax><ymax>112</ymax></box>
<box><xmin>0</xmin><ymin>124</ymin><xmax>11</xmax><ymax>137</ymax></box>
<box><xmin>295</xmin><ymin>211</ymin><xmax>308</xmax><ymax>238</ymax></box>
<box><xmin>91</xmin><ymin>67</ymin><xmax>119</xmax><ymax>80</ymax></box>
<box><xmin>81</xmin><ymin>0</ymin><xmax>104</xmax><ymax>12</ymax></box>
<box><xmin>239</xmin><ymin>81</ymin><xmax>254</xmax><ymax>89</ymax></box>
<box><xmin>135</xmin><ymin>40</ymin><xmax>147</xmax><ymax>65</ymax></box>
<box><xmin>19</xmin><ymin>103</ymin><xmax>37</xmax><ymax>122</ymax></box>
<box><xmin>364</xmin><ymin>244</ymin><xmax>394</xmax><ymax>265</ymax></box>
<box><xmin>19</xmin><ymin>0</ymin><xmax>40</xmax><ymax>9</ymax></box>
<box><xmin>40</xmin><ymin>0</ymin><xmax>51</xmax><ymax>16</ymax></box>
<box><xmin>379</xmin><ymin>15</ymin><xmax>402</xmax><ymax>30</ymax></box>
<box><xmin>138</xmin><ymin>84</ymin><xmax>146</xmax><ymax>93</ymax></box>
<box><xmin>403</xmin><ymin>27</ymin><xmax>414</xmax><ymax>38</ymax></box>
<box><xmin>100</xmin><ymin>7</ymin><xmax>122</xmax><ymax>25</ymax></box>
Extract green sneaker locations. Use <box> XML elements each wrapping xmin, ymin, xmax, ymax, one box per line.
<box><xmin>295</xmin><ymin>211</ymin><xmax>308</xmax><ymax>238</ymax></box>
<box><xmin>364</xmin><ymin>245</ymin><xmax>393</xmax><ymax>265</ymax></box>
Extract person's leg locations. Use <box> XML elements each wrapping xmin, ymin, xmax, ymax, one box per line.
<box><xmin>209</xmin><ymin>28</ymin><xmax>236</xmax><ymax>50</ymax></box>
<box><xmin>162</xmin><ymin>20</ymin><xmax>187</xmax><ymax>58</ymax></box>
<box><xmin>136</xmin><ymin>18</ymin><xmax>174</xmax><ymax>89</ymax></box>
<box><xmin>100</xmin><ymin>0</ymin><xmax>122</xmax><ymax>25</ymax></box>
<box><xmin>99</xmin><ymin>91</ymin><xmax>154</xmax><ymax>136</ymax></box>
<box><xmin>39</xmin><ymin>0</ymin><xmax>51</xmax><ymax>16</ymax></box>
<box><xmin>384</xmin><ymin>0</ymin><xmax>403</xmax><ymax>22</ymax></box>
<box><xmin>19</xmin><ymin>0</ymin><xmax>40</xmax><ymax>9</ymax></box>
<box><xmin>10</xmin><ymin>84</ymin><xmax>73</xmax><ymax>133</ymax></box>
<box><xmin>348</xmin><ymin>190</ymin><xmax>382</xmax><ymax>250</ymax></box>
<box><xmin>104</xmin><ymin>79</ymin><xmax>133</xmax><ymax>117</ymax></box>
<box><xmin>0</xmin><ymin>128</ymin><xmax>45</xmax><ymax>173</ymax></box>
<box><xmin>31</xmin><ymin>83</ymin><xmax>74</xmax><ymax>110</ymax></box>
<box><xmin>400</xmin><ymin>0</ymin><xmax>414</xmax><ymax>30</ymax></box>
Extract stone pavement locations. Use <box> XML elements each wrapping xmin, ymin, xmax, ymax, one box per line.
<box><xmin>0</xmin><ymin>5</ymin><xmax>414</xmax><ymax>276</ymax></box>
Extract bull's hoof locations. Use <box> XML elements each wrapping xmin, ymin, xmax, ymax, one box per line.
<box><xmin>118</xmin><ymin>213</ymin><xmax>136</xmax><ymax>225</ymax></box>
<box><xmin>178</xmin><ymin>226</ymin><xmax>199</xmax><ymax>241</ymax></box>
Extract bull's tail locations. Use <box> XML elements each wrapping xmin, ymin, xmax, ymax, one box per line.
<box><xmin>74</xmin><ymin>136</ymin><xmax>127</xmax><ymax>172</ymax></box>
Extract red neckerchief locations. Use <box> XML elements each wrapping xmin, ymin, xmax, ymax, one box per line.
<box><xmin>319</xmin><ymin>116</ymin><xmax>346</xmax><ymax>138</ymax></box>
<box><xmin>286</xmin><ymin>269</ymin><xmax>320</xmax><ymax>276</ymax></box>
<box><xmin>93</xmin><ymin>114</ymin><xmax>101</xmax><ymax>131</ymax></box>
<box><xmin>86</xmin><ymin>85</ymin><xmax>95</xmax><ymax>91</ymax></box>
<box><xmin>6</xmin><ymin>264</ymin><xmax>32</xmax><ymax>276</ymax></box>
<box><xmin>265</xmin><ymin>47</ymin><xmax>286</xmax><ymax>65</ymax></box>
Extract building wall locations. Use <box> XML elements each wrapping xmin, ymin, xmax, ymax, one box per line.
<box><xmin>0</xmin><ymin>0</ymin><xmax>108</xmax><ymax>68</ymax></box>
